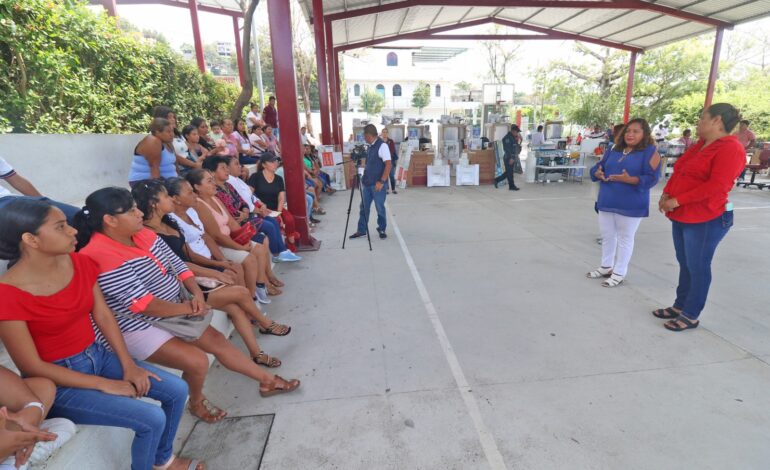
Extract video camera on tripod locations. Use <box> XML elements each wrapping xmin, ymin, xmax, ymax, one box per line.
<box><xmin>349</xmin><ymin>143</ymin><xmax>368</xmax><ymax>164</ymax></box>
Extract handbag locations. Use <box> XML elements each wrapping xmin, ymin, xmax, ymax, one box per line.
<box><xmin>153</xmin><ymin>253</ymin><xmax>213</xmax><ymax>342</ymax></box>
<box><xmin>230</xmin><ymin>222</ymin><xmax>256</xmax><ymax>245</ymax></box>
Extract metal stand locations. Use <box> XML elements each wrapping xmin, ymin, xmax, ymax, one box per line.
<box><xmin>341</xmin><ymin>160</ymin><xmax>373</xmax><ymax>251</ymax></box>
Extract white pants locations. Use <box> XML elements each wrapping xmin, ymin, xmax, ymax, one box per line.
<box><xmin>598</xmin><ymin>210</ymin><xmax>642</xmax><ymax>277</ymax></box>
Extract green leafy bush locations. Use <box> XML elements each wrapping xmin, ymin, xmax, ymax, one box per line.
<box><xmin>0</xmin><ymin>0</ymin><xmax>240</xmax><ymax>133</ymax></box>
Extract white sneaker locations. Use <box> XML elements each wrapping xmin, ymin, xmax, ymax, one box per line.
<box><xmin>27</xmin><ymin>418</ymin><xmax>77</xmax><ymax>466</ymax></box>
<box><xmin>255</xmin><ymin>286</ymin><xmax>271</xmax><ymax>304</ymax></box>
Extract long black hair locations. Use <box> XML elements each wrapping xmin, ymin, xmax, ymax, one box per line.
<box><xmin>0</xmin><ymin>199</ymin><xmax>55</xmax><ymax>268</ymax></box>
<box><xmin>131</xmin><ymin>179</ymin><xmax>180</xmax><ymax>232</ymax></box>
<box><xmin>613</xmin><ymin>118</ymin><xmax>655</xmax><ymax>152</ymax></box>
<box><xmin>73</xmin><ymin>187</ymin><xmax>135</xmax><ymax>250</ymax></box>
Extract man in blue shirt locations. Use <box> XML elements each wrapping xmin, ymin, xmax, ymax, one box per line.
<box><xmin>349</xmin><ymin>125</ymin><xmax>393</xmax><ymax>240</ymax></box>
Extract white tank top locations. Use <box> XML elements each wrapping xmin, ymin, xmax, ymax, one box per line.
<box><xmin>169</xmin><ymin>209</ymin><xmax>212</xmax><ymax>259</ymax></box>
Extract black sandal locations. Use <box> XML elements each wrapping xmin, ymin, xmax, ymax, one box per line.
<box><xmin>258</xmin><ymin>321</ymin><xmax>291</xmax><ymax>336</ymax></box>
<box><xmin>664</xmin><ymin>315</ymin><xmax>700</xmax><ymax>332</ymax></box>
<box><xmin>652</xmin><ymin>307</ymin><xmax>680</xmax><ymax>319</ymax></box>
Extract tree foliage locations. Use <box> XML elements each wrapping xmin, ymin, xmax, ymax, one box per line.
<box><xmin>360</xmin><ymin>87</ymin><xmax>384</xmax><ymax>116</ymax></box>
<box><xmin>411</xmin><ymin>81</ymin><xmax>431</xmax><ymax>114</ymax></box>
<box><xmin>0</xmin><ymin>0</ymin><xmax>239</xmax><ymax>133</ymax></box>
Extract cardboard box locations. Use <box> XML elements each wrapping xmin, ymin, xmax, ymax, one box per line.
<box><xmin>407</xmin><ymin>151</ymin><xmax>434</xmax><ymax>186</ymax></box>
<box><xmin>468</xmin><ymin>149</ymin><xmax>495</xmax><ymax>184</ymax></box>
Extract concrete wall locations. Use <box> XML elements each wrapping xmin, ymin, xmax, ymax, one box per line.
<box><xmin>0</xmin><ymin>134</ymin><xmax>143</xmax><ymax>206</ymax></box>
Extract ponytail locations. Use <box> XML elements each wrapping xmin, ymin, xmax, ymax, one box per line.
<box><xmin>74</xmin><ymin>187</ymin><xmax>135</xmax><ymax>250</ymax></box>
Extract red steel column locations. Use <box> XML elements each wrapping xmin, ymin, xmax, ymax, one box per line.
<box><xmin>325</xmin><ymin>20</ymin><xmax>341</xmax><ymax>146</ymax></box>
<box><xmin>312</xmin><ymin>0</ymin><xmax>332</xmax><ymax>144</ymax></box>
<box><xmin>333</xmin><ymin>50</ymin><xmax>344</xmax><ymax>145</ymax></box>
<box><xmin>623</xmin><ymin>51</ymin><xmax>637</xmax><ymax>124</ymax></box>
<box><xmin>232</xmin><ymin>17</ymin><xmax>245</xmax><ymax>87</ymax></box>
<box><xmin>704</xmin><ymin>27</ymin><xmax>724</xmax><ymax>109</ymax></box>
<box><xmin>188</xmin><ymin>0</ymin><xmax>206</xmax><ymax>73</ymax></box>
<box><xmin>267</xmin><ymin>0</ymin><xmax>315</xmax><ymax>247</ymax></box>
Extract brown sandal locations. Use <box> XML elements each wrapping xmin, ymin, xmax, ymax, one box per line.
<box><xmin>259</xmin><ymin>375</ymin><xmax>300</xmax><ymax>397</ymax></box>
<box><xmin>259</xmin><ymin>321</ymin><xmax>291</xmax><ymax>336</ymax></box>
<box><xmin>269</xmin><ymin>277</ymin><xmax>285</xmax><ymax>288</ymax></box>
<box><xmin>266</xmin><ymin>284</ymin><xmax>282</xmax><ymax>296</ymax></box>
<box><xmin>253</xmin><ymin>351</ymin><xmax>282</xmax><ymax>368</ymax></box>
<box><xmin>188</xmin><ymin>398</ymin><xmax>227</xmax><ymax>423</ymax></box>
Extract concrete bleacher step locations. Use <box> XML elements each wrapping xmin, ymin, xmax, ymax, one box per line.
<box><xmin>0</xmin><ymin>259</ymin><xmax>254</xmax><ymax>469</ymax></box>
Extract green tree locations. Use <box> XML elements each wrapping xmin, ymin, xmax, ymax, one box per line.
<box><xmin>0</xmin><ymin>0</ymin><xmax>239</xmax><ymax>133</ymax></box>
<box><xmin>360</xmin><ymin>87</ymin><xmax>384</xmax><ymax>116</ymax></box>
<box><xmin>411</xmin><ymin>81</ymin><xmax>431</xmax><ymax>114</ymax></box>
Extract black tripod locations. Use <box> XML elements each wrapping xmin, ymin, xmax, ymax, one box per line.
<box><xmin>341</xmin><ymin>158</ymin><xmax>372</xmax><ymax>251</ymax></box>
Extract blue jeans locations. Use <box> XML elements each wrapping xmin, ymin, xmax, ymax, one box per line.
<box><xmin>672</xmin><ymin>211</ymin><xmax>733</xmax><ymax>320</ymax></box>
<box><xmin>0</xmin><ymin>196</ymin><xmax>79</xmax><ymax>224</ymax></box>
<box><xmin>388</xmin><ymin>164</ymin><xmax>397</xmax><ymax>190</ymax></box>
<box><xmin>357</xmin><ymin>184</ymin><xmax>387</xmax><ymax>234</ymax></box>
<box><xmin>256</xmin><ymin>216</ymin><xmax>286</xmax><ymax>254</ymax></box>
<box><xmin>306</xmin><ymin>193</ymin><xmax>314</xmax><ymax>219</ymax></box>
<box><xmin>239</xmin><ymin>154</ymin><xmax>259</xmax><ymax>165</ymax></box>
<box><xmin>49</xmin><ymin>343</ymin><xmax>188</xmax><ymax>470</ymax></box>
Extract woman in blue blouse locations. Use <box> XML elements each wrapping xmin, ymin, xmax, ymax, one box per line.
<box><xmin>128</xmin><ymin>118</ymin><xmax>178</xmax><ymax>187</ymax></box>
<box><xmin>587</xmin><ymin>119</ymin><xmax>661</xmax><ymax>287</ymax></box>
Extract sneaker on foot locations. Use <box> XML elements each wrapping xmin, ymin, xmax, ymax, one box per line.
<box><xmin>309</xmin><ymin>217</ymin><xmax>322</xmax><ymax>224</ymax></box>
<box><xmin>273</xmin><ymin>250</ymin><xmax>302</xmax><ymax>263</ymax></box>
<box><xmin>28</xmin><ymin>418</ymin><xmax>77</xmax><ymax>467</ymax></box>
<box><xmin>255</xmin><ymin>286</ymin><xmax>271</xmax><ymax>304</ymax></box>
<box><xmin>349</xmin><ymin>232</ymin><xmax>366</xmax><ymax>239</ymax></box>
<box><xmin>377</xmin><ymin>230</ymin><xmax>387</xmax><ymax>239</ymax></box>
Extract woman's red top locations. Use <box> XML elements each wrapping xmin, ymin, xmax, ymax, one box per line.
<box><xmin>0</xmin><ymin>253</ymin><xmax>98</xmax><ymax>362</ymax></box>
<box><xmin>663</xmin><ymin>135</ymin><xmax>745</xmax><ymax>224</ymax></box>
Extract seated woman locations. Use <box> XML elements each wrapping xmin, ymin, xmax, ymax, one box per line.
<box><xmin>132</xmin><ymin>181</ymin><xmax>290</xmax><ymax>340</ymax></box>
<box><xmin>249</xmin><ymin>125</ymin><xmax>268</xmax><ymax>156</ymax></box>
<box><xmin>263</xmin><ymin>125</ymin><xmax>281</xmax><ymax>156</ymax></box>
<box><xmin>0</xmin><ymin>199</ymin><xmax>202</xmax><ymax>470</ymax></box>
<box><xmin>129</xmin><ymin>118</ymin><xmax>177</xmax><ymax>187</ymax></box>
<box><xmin>229</xmin><ymin>119</ymin><xmax>259</xmax><ymax>165</ymax></box>
<box><xmin>0</xmin><ymin>366</ymin><xmax>74</xmax><ymax>470</ymax></box>
<box><xmin>163</xmin><ymin>177</ymin><xmax>285</xmax><ymax>302</ymax></box>
<box><xmin>180</xmin><ymin>125</ymin><xmax>209</xmax><ymax>174</ymax></box>
<box><xmin>249</xmin><ymin>153</ymin><xmax>320</xmax><ymax>236</ymax></box>
<box><xmin>191</xmin><ymin>117</ymin><xmax>215</xmax><ymax>152</ymax></box>
<box><xmin>74</xmin><ymin>189</ymin><xmax>300</xmax><ymax>415</ymax></box>
<box><xmin>202</xmin><ymin>157</ymin><xmax>300</xmax><ymax>262</ymax></box>
<box><xmin>185</xmin><ymin>170</ymin><xmax>288</xmax><ymax>302</ymax></box>
<box><xmin>152</xmin><ymin>106</ymin><xmax>190</xmax><ymax>174</ymax></box>
<box><xmin>304</xmin><ymin>145</ymin><xmax>334</xmax><ymax>195</ymax></box>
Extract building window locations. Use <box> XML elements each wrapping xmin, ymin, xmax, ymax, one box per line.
<box><xmin>392</xmin><ymin>84</ymin><xmax>402</xmax><ymax>97</ymax></box>
<box><xmin>354</xmin><ymin>84</ymin><xmax>360</xmax><ymax>96</ymax></box>
<box><xmin>376</xmin><ymin>84</ymin><xmax>385</xmax><ymax>98</ymax></box>
<box><xmin>386</xmin><ymin>52</ymin><xmax>398</xmax><ymax>67</ymax></box>
<box><xmin>435</xmin><ymin>84</ymin><xmax>441</xmax><ymax>97</ymax></box>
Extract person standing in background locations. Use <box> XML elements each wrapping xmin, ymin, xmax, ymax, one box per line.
<box><xmin>735</xmin><ymin>120</ymin><xmax>756</xmax><ymax>181</ymax></box>
<box><xmin>530</xmin><ymin>125</ymin><xmax>546</xmax><ymax>148</ymax></box>
<box><xmin>380</xmin><ymin>128</ymin><xmax>398</xmax><ymax>194</ymax></box>
<box><xmin>494</xmin><ymin>125</ymin><xmax>522</xmax><ymax>191</ymax></box>
<box><xmin>262</xmin><ymin>97</ymin><xmax>278</xmax><ymax>137</ymax></box>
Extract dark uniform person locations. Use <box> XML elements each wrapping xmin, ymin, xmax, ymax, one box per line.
<box><xmin>494</xmin><ymin>125</ymin><xmax>522</xmax><ymax>191</ymax></box>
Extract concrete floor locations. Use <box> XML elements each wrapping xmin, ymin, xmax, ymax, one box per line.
<box><xmin>181</xmin><ymin>178</ymin><xmax>770</xmax><ymax>470</ymax></box>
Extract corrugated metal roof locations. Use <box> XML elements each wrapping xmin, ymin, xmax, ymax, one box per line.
<box><xmin>124</xmin><ymin>0</ymin><xmax>769</xmax><ymax>52</ymax></box>
<box><xmin>293</xmin><ymin>0</ymin><xmax>770</xmax><ymax>52</ymax></box>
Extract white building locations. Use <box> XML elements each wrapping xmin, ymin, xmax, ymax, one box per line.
<box><xmin>343</xmin><ymin>47</ymin><xmax>481</xmax><ymax>121</ymax></box>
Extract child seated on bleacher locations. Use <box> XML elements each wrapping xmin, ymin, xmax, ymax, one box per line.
<box><xmin>0</xmin><ymin>198</ymin><xmax>203</xmax><ymax>470</ymax></box>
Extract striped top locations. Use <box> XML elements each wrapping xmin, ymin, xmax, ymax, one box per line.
<box><xmin>80</xmin><ymin>228</ymin><xmax>193</xmax><ymax>341</ymax></box>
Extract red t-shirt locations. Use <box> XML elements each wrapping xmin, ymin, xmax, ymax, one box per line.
<box><xmin>0</xmin><ymin>253</ymin><xmax>98</xmax><ymax>362</ymax></box>
<box><xmin>663</xmin><ymin>135</ymin><xmax>745</xmax><ymax>224</ymax></box>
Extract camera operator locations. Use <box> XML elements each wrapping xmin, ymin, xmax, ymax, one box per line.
<box><xmin>349</xmin><ymin>124</ymin><xmax>392</xmax><ymax>240</ymax></box>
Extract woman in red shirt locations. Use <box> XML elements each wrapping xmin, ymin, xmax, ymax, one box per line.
<box><xmin>654</xmin><ymin>103</ymin><xmax>746</xmax><ymax>331</ymax></box>
<box><xmin>0</xmin><ymin>199</ymin><xmax>202</xmax><ymax>470</ymax></box>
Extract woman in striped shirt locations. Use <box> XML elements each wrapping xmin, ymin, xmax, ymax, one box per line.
<box><xmin>131</xmin><ymin>180</ymin><xmax>291</xmax><ymax>348</ymax></box>
<box><xmin>75</xmin><ymin>188</ymin><xmax>300</xmax><ymax>418</ymax></box>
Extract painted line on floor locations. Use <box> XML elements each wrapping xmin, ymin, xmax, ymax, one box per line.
<box><xmin>734</xmin><ymin>205</ymin><xmax>770</xmax><ymax>210</ymax></box>
<box><xmin>389</xmin><ymin>212</ymin><xmax>507</xmax><ymax>470</ymax></box>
